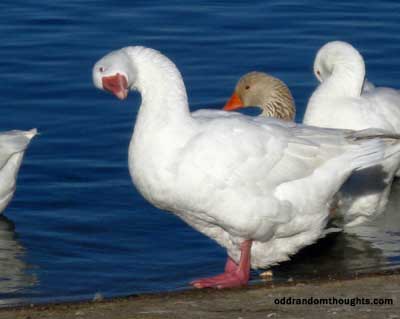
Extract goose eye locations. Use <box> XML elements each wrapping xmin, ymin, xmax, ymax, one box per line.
<box><xmin>245</xmin><ymin>85</ymin><xmax>250</xmax><ymax>90</ymax></box>
<box><xmin>316</xmin><ymin>70</ymin><xmax>321</xmax><ymax>76</ymax></box>
<box><xmin>99</xmin><ymin>67</ymin><xmax>105</xmax><ymax>73</ymax></box>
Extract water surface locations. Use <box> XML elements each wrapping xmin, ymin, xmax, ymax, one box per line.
<box><xmin>0</xmin><ymin>0</ymin><xmax>400</xmax><ymax>306</ymax></box>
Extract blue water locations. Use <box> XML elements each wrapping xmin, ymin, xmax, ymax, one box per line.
<box><xmin>0</xmin><ymin>0</ymin><xmax>400</xmax><ymax>306</ymax></box>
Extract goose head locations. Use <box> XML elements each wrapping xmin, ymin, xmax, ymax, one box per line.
<box><xmin>223</xmin><ymin>72</ymin><xmax>295</xmax><ymax>121</ymax></box>
<box><xmin>313</xmin><ymin>41</ymin><xmax>365</xmax><ymax>83</ymax></box>
<box><xmin>93</xmin><ymin>49</ymin><xmax>137</xmax><ymax>100</ymax></box>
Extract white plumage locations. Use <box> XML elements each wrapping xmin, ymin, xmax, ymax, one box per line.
<box><xmin>304</xmin><ymin>41</ymin><xmax>400</xmax><ymax>227</ymax></box>
<box><xmin>0</xmin><ymin>129</ymin><xmax>37</xmax><ymax>213</ymax></box>
<box><xmin>304</xmin><ymin>41</ymin><xmax>400</xmax><ymax>133</ymax></box>
<box><xmin>93</xmin><ymin>46</ymin><xmax>400</xmax><ymax>287</ymax></box>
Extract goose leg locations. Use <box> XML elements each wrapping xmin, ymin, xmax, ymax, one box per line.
<box><xmin>224</xmin><ymin>256</ymin><xmax>238</xmax><ymax>273</ymax></box>
<box><xmin>191</xmin><ymin>240</ymin><xmax>252</xmax><ymax>289</ymax></box>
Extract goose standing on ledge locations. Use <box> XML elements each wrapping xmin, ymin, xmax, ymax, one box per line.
<box><xmin>93</xmin><ymin>46</ymin><xmax>400</xmax><ymax>289</ymax></box>
<box><xmin>0</xmin><ymin>129</ymin><xmax>37</xmax><ymax>213</ymax></box>
<box><xmin>303</xmin><ymin>41</ymin><xmax>400</xmax><ymax>226</ymax></box>
<box><xmin>223</xmin><ymin>72</ymin><xmax>295</xmax><ymax>121</ymax></box>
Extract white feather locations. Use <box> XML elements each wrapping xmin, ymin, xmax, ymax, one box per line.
<box><xmin>0</xmin><ymin>129</ymin><xmax>37</xmax><ymax>213</ymax></box>
<box><xmin>304</xmin><ymin>41</ymin><xmax>400</xmax><ymax>227</ymax></box>
<box><xmin>93</xmin><ymin>47</ymin><xmax>400</xmax><ymax>268</ymax></box>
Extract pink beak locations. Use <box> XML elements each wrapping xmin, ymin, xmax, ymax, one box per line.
<box><xmin>102</xmin><ymin>73</ymin><xmax>128</xmax><ymax>100</ymax></box>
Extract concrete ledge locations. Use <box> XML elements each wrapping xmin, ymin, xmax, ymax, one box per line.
<box><xmin>0</xmin><ymin>272</ymin><xmax>399</xmax><ymax>319</ymax></box>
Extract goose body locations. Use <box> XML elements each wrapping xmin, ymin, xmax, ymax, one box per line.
<box><xmin>93</xmin><ymin>46</ymin><xmax>400</xmax><ymax>288</ymax></box>
<box><xmin>223</xmin><ymin>68</ymin><xmax>400</xmax><ymax>226</ymax></box>
<box><xmin>303</xmin><ymin>41</ymin><xmax>400</xmax><ymax>226</ymax></box>
<box><xmin>0</xmin><ymin>129</ymin><xmax>37</xmax><ymax>213</ymax></box>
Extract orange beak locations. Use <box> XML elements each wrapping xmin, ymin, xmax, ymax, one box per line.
<box><xmin>223</xmin><ymin>92</ymin><xmax>244</xmax><ymax>111</ymax></box>
<box><xmin>102</xmin><ymin>73</ymin><xmax>128</xmax><ymax>100</ymax></box>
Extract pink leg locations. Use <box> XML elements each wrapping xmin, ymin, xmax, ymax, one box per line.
<box><xmin>191</xmin><ymin>240</ymin><xmax>252</xmax><ymax>289</ymax></box>
<box><xmin>224</xmin><ymin>257</ymin><xmax>238</xmax><ymax>273</ymax></box>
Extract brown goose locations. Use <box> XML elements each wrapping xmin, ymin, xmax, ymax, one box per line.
<box><xmin>224</xmin><ymin>71</ymin><xmax>296</xmax><ymax>121</ymax></box>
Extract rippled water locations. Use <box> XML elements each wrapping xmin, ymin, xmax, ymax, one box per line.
<box><xmin>0</xmin><ymin>0</ymin><xmax>400</xmax><ymax>307</ymax></box>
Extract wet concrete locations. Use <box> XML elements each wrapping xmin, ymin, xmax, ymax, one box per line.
<box><xmin>0</xmin><ymin>272</ymin><xmax>398</xmax><ymax>319</ymax></box>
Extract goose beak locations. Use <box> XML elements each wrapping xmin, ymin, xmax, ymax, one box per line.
<box><xmin>223</xmin><ymin>92</ymin><xmax>244</xmax><ymax>111</ymax></box>
<box><xmin>102</xmin><ymin>73</ymin><xmax>129</xmax><ymax>100</ymax></box>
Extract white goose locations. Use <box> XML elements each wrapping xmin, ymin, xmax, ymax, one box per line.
<box><xmin>304</xmin><ymin>41</ymin><xmax>400</xmax><ymax>132</ymax></box>
<box><xmin>93</xmin><ymin>46</ymin><xmax>400</xmax><ymax>289</ymax></box>
<box><xmin>0</xmin><ymin>129</ymin><xmax>37</xmax><ymax>213</ymax></box>
<box><xmin>304</xmin><ymin>41</ymin><xmax>400</xmax><ymax>226</ymax></box>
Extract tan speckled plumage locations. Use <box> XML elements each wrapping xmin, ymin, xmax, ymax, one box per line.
<box><xmin>234</xmin><ymin>72</ymin><xmax>296</xmax><ymax>121</ymax></box>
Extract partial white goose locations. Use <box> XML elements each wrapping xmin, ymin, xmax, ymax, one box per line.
<box><xmin>304</xmin><ymin>41</ymin><xmax>400</xmax><ymax>227</ymax></box>
<box><xmin>304</xmin><ymin>41</ymin><xmax>400</xmax><ymax>132</ymax></box>
<box><xmin>0</xmin><ymin>129</ymin><xmax>37</xmax><ymax>213</ymax></box>
<box><xmin>92</xmin><ymin>46</ymin><xmax>400</xmax><ymax>289</ymax></box>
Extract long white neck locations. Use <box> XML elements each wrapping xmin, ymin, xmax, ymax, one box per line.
<box><xmin>124</xmin><ymin>47</ymin><xmax>194</xmax><ymax>185</ymax></box>
<box><xmin>125</xmin><ymin>47</ymin><xmax>191</xmax><ymax>128</ymax></box>
<box><xmin>305</xmin><ymin>50</ymin><xmax>366</xmax><ymax>123</ymax></box>
<box><xmin>320</xmin><ymin>56</ymin><xmax>365</xmax><ymax>98</ymax></box>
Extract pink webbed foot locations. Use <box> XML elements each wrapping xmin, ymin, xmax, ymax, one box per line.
<box><xmin>191</xmin><ymin>270</ymin><xmax>248</xmax><ymax>289</ymax></box>
<box><xmin>224</xmin><ymin>256</ymin><xmax>238</xmax><ymax>273</ymax></box>
<box><xmin>191</xmin><ymin>240</ymin><xmax>252</xmax><ymax>289</ymax></box>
